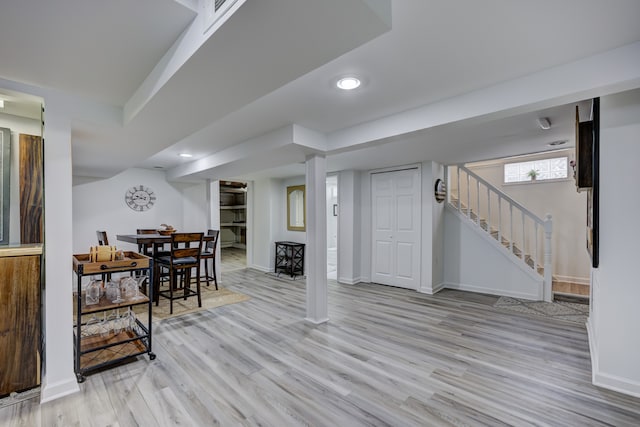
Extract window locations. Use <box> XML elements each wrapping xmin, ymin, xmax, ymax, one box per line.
<box><xmin>504</xmin><ymin>156</ymin><xmax>568</xmax><ymax>183</ymax></box>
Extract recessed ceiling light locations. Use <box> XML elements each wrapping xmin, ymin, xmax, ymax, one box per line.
<box><xmin>547</xmin><ymin>140</ymin><xmax>567</xmax><ymax>147</ymax></box>
<box><xmin>336</xmin><ymin>77</ymin><xmax>361</xmax><ymax>90</ymax></box>
<box><xmin>179</xmin><ymin>153</ymin><xmax>193</xmax><ymax>158</ymax></box>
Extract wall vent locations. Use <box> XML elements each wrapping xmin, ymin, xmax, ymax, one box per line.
<box><xmin>203</xmin><ymin>0</ymin><xmax>239</xmax><ymax>33</ymax></box>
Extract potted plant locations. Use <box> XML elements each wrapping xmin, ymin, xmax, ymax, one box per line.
<box><xmin>527</xmin><ymin>169</ymin><xmax>539</xmax><ymax>181</ymax></box>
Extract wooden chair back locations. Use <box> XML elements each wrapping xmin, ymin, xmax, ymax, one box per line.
<box><xmin>170</xmin><ymin>232</ymin><xmax>203</xmax><ymax>264</ymax></box>
<box><xmin>205</xmin><ymin>229</ymin><xmax>220</xmax><ymax>253</ymax></box>
<box><xmin>137</xmin><ymin>228</ymin><xmax>159</xmax><ymax>255</ymax></box>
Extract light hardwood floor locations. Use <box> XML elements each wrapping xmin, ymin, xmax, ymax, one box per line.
<box><xmin>2</xmin><ymin>269</ymin><xmax>640</xmax><ymax>426</ymax></box>
<box><xmin>221</xmin><ymin>247</ymin><xmax>247</xmax><ymax>272</ymax></box>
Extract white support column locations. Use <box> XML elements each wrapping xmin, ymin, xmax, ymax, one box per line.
<box><xmin>543</xmin><ymin>214</ymin><xmax>553</xmax><ymax>302</ymax></box>
<box><xmin>305</xmin><ymin>154</ymin><xmax>328</xmax><ymax>324</ymax></box>
<box><xmin>41</xmin><ymin>104</ymin><xmax>80</xmax><ymax>402</ymax></box>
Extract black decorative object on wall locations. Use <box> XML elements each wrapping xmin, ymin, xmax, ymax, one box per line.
<box><xmin>434</xmin><ymin>178</ymin><xmax>446</xmax><ymax>203</ymax></box>
<box><xmin>578</xmin><ymin>98</ymin><xmax>599</xmax><ymax>268</ymax></box>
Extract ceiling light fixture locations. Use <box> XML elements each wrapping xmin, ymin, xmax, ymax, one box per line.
<box><xmin>537</xmin><ymin>117</ymin><xmax>551</xmax><ymax>130</ymax></box>
<box><xmin>179</xmin><ymin>153</ymin><xmax>193</xmax><ymax>158</ymax></box>
<box><xmin>336</xmin><ymin>76</ymin><xmax>361</xmax><ymax>90</ymax></box>
<box><xmin>0</xmin><ymin>100</ymin><xmax>4</xmax><ymax>108</ymax></box>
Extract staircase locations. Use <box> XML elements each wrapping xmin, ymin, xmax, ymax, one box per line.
<box><xmin>446</xmin><ymin>165</ymin><xmax>553</xmax><ymax>301</ymax></box>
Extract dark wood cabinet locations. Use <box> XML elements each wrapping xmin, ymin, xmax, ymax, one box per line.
<box><xmin>0</xmin><ymin>249</ymin><xmax>41</xmax><ymax>397</ymax></box>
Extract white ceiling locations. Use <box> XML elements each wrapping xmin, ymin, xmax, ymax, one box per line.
<box><xmin>1</xmin><ymin>0</ymin><xmax>640</xmax><ymax>182</ymax></box>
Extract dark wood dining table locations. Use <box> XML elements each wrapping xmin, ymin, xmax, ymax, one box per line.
<box><xmin>116</xmin><ymin>233</ymin><xmax>215</xmax><ymax>257</ymax></box>
<box><xmin>117</xmin><ymin>233</ymin><xmax>215</xmax><ymax>303</ymax></box>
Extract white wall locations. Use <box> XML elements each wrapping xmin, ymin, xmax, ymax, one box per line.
<box><xmin>277</xmin><ymin>176</ymin><xmax>307</xmax><ymax>244</ymax></box>
<box><xmin>467</xmin><ymin>151</ymin><xmax>590</xmax><ymax>284</ymax></box>
<box><xmin>443</xmin><ymin>208</ymin><xmax>544</xmax><ymax>300</ymax></box>
<box><xmin>326</xmin><ymin>175</ymin><xmax>338</xmax><ymax>249</ymax></box>
<box><xmin>359</xmin><ymin>170</ymin><xmax>372</xmax><ymax>283</ymax></box>
<box><xmin>420</xmin><ymin>161</ymin><xmax>445</xmax><ymax>293</ymax></box>
<box><xmin>337</xmin><ymin>170</ymin><xmax>361</xmax><ymax>284</ymax></box>
<box><xmin>589</xmin><ymin>89</ymin><xmax>640</xmax><ymax>397</ymax></box>
<box><xmin>0</xmin><ymin>112</ymin><xmax>42</xmax><ymax>244</ymax></box>
<box><xmin>182</xmin><ymin>181</ymin><xmax>208</xmax><ymax>232</ymax></box>
<box><xmin>72</xmin><ymin>168</ymin><xmax>205</xmax><ymax>254</ymax></box>
<box><xmin>250</xmin><ymin>178</ymin><xmax>281</xmax><ymax>272</ymax></box>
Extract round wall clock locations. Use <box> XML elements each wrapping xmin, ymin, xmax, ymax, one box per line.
<box><xmin>125</xmin><ymin>185</ymin><xmax>156</xmax><ymax>211</ymax></box>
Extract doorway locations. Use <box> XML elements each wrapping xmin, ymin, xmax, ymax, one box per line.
<box><xmin>327</xmin><ymin>175</ymin><xmax>338</xmax><ymax>279</ymax></box>
<box><xmin>370</xmin><ymin>167</ymin><xmax>421</xmax><ymax>290</ymax></box>
<box><xmin>219</xmin><ymin>180</ymin><xmax>247</xmax><ymax>272</ymax></box>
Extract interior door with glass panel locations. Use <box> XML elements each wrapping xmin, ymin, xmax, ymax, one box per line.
<box><xmin>371</xmin><ymin>168</ymin><xmax>421</xmax><ymax>290</ymax></box>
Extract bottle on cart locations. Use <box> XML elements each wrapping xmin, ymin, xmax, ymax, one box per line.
<box><xmin>86</xmin><ymin>280</ymin><xmax>101</xmax><ymax>305</ymax></box>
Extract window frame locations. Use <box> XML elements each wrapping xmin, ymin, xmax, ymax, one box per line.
<box><xmin>503</xmin><ymin>156</ymin><xmax>570</xmax><ymax>185</ymax></box>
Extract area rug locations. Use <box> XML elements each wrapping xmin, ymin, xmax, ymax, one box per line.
<box><xmin>138</xmin><ymin>285</ymin><xmax>250</xmax><ymax>321</ymax></box>
<box><xmin>493</xmin><ymin>296</ymin><xmax>589</xmax><ymax>325</ymax></box>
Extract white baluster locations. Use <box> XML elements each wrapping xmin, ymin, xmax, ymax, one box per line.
<box><xmin>456</xmin><ymin>166</ymin><xmax>461</xmax><ymax>212</ymax></box>
<box><xmin>466</xmin><ymin>173</ymin><xmax>471</xmax><ymax>219</ymax></box>
<box><xmin>509</xmin><ymin>204</ymin><xmax>514</xmax><ymax>254</ymax></box>
<box><xmin>498</xmin><ymin>196</ymin><xmax>502</xmax><ymax>243</ymax></box>
<box><xmin>543</xmin><ymin>214</ymin><xmax>553</xmax><ymax>302</ymax></box>
<box><xmin>534</xmin><ymin>222</ymin><xmax>539</xmax><ymax>273</ymax></box>
<box><xmin>487</xmin><ymin>187</ymin><xmax>491</xmax><ymax>232</ymax></box>
<box><xmin>521</xmin><ymin>211</ymin><xmax>525</xmax><ymax>260</ymax></box>
<box><xmin>476</xmin><ymin>180</ymin><xmax>480</xmax><ymax>226</ymax></box>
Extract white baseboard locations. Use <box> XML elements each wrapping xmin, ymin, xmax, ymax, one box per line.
<box><xmin>554</xmin><ymin>275</ymin><xmax>590</xmax><ymax>285</ymax></box>
<box><xmin>40</xmin><ymin>375</ymin><xmax>79</xmax><ymax>403</ymax></box>
<box><xmin>305</xmin><ymin>316</ymin><xmax>329</xmax><ymax>324</ymax></box>
<box><xmin>586</xmin><ymin>317</ymin><xmax>640</xmax><ymax>398</ymax></box>
<box><xmin>337</xmin><ymin>276</ymin><xmax>363</xmax><ymax>285</ymax></box>
<box><xmin>249</xmin><ymin>264</ymin><xmax>271</xmax><ymax>273</ymax></box>
<box><xmin>418</xmin><ymin>282</ymin><xmax>446</xmax><ymax>295</ymax></box>
<box><xmin>443</xmin><ymin>281</ymin><xmax>540</xmax><ymax>301</ymax></box>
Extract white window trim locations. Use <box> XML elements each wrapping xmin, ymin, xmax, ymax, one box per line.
<box><xmin>503</xmin><ymin>156</ymin><xmax>569</xmax><ymax>185</ymax></box>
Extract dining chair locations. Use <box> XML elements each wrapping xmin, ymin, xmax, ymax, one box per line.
<box><xmin>200</xmin><ymin>229</ymin><xmax>219</xmax><ymax>289</ymax></box>
<box><xmin>154</xmin><ymin>232</ymin><xmax>204</xmax><ymax>314</ymax></box>
<box><xmin>136</xmin><ymin>228</ymin><xmax>168</xmax><ymax>257</ymax></box>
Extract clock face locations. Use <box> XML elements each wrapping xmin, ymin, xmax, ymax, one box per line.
<box><xmin>125</xmin><ymin>185</ymin><xmax>156</xmax><ymax>211</ymax></box>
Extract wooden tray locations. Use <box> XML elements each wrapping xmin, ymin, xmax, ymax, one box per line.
<box><xmin>73</xmin><ymin>251</ymin><xmax>150</xmax><ymax>275</ymax></box>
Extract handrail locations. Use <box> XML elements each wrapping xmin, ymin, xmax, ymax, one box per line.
<box><xmin>457</xmin><ymin>165</ymin><xmax>544</xmax><ymax>226</ymax></box>
<box><xmin>446</xmin><ymin>164</ymin><xmax>553</xmax><ymax>301</ymax></box>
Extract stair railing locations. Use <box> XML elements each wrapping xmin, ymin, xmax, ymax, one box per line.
<box><xmin>446</xmin><ymin>165</ymin><xmax>553</xmax><ymax>301</ymax></box>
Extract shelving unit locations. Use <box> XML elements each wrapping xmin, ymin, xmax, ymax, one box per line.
<box><xmin>274</xmin><ymin>241</ymin><xmax>305</xmax><ymax>279</ymax></box>
<box><xmin>72</xmin><ymin>252</ymin><xmax>155</xmax><ymax>383</ymax></box>
<box><xmin>220</xmin><ymin>182</ymin><xmax>247</xmax><ymax>249</ymax></box>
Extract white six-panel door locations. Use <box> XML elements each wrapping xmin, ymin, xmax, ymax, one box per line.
<box><xmin>371</xmin><ymin>168</ymin><xmax>421</xmax><ymax>290</ymax></box>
